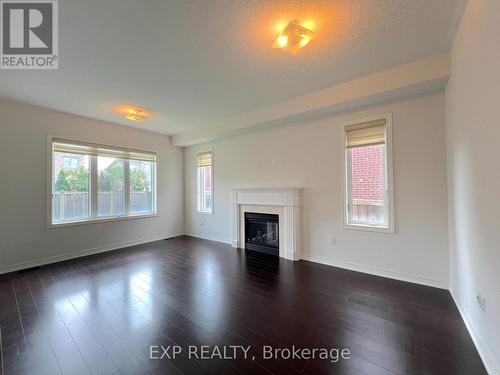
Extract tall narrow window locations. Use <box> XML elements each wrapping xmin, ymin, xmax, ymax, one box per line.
<box><xmin>197</xmin><ymin>150</ymin><xmax>213</xmax><ymax>214</ymax></box>
<box><xmin>50</xmin><ymin>139</ymin><xmax>157</xmax><ymax>226</ymax></box>
<box><xmin>344</xmin><ymin>115</ymin><xmax>394</xmax><ymax>232</ymax></box>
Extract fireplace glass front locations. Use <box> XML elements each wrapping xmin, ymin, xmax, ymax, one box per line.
<box><xmin>244</xmin><ymin>212</ymin><xmax>279</xmax><ymax>256</ymax></box>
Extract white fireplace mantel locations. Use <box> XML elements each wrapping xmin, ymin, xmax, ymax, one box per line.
<box><xmin>231</xmin><ymin>188</ymin><xmax>302</xmax><ymax>261</ymax></box>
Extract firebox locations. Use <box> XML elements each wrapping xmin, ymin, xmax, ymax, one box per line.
<box><xmin>244</xmin><ymin>212</ymin><xmax>279</xmax><ymax>256</ymax></box>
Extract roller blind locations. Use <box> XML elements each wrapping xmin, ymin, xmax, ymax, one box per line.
<box><xmin>52</xmin><ymin>138</ymin><xmax>156</xmax><ymax>162</ymax></box>
<box><xmin>346</xmin><ymin>119</ymin><xmax>386</xmax><ymax>148</ymax></box>
<box><xmin>197</xmin><ymin>151</ymin><xmax>212</xmax><ymax>167</ymax></box>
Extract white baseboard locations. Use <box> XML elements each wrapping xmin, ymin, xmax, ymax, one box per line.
<box><xmin>450</xmin><ymin>287</ymin><xmax>498</xmax><ymax>375</ymax></box>
<box><xmin>185</xmin><ymin>232</ymin><xmax>232</xmax><ymax>245</ymax></box>
<box><xmin>0</xmin><ymin>233</ymin><xmax>181</xmax><ymax>275</ymax></box>
<box><xmin>301</xmin><ymin>253</ymin><xmax>449</xmax><ymax>290</ymax></box>
<box><xmin>183</xmin><ymin>234</ymin><xmax>449</xmax><ymax>289</ymax></box>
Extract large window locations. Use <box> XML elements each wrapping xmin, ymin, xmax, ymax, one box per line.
<box><xmin>197</xmin><ymin>150</ymin><xmax>213</xmax><ymax>214</ymax></box>
<box><xmin>50</xmin><ymin>138</ymin><xmax>157</xmax><ymax>225</ymax></box>
<box><xmin>344</xmin><ymin>115</ymin><xmax>394</xmax><ymax>232</ymax></box>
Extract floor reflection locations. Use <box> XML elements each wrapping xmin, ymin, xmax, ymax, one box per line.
<box><xmin>0</xmin><ymin>237</ymin><xmax>488</xmax><ymax>375</ymax></box>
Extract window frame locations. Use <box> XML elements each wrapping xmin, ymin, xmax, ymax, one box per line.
<box><xmin>196</xmin><ymin>148</ymin><xmax>214</xmax><ymax>215</ymax></box>
<box><xmin>341</xmin><ymin>113</ymin><xmax>395</xmax><ymax>233</ymax></box>
<box><xmin>46</xmin><ymin>135</ymin><xmax>158</xmax><ymax>228</ymax></box>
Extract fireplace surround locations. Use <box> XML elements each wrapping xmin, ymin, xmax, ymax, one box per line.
<box><xmin>231</xmin><ymin>188</ymin><xmax>302</xmax><ymax>260</ymax></box>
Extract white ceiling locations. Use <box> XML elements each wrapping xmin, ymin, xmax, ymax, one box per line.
<box><xmin>0</xmin><ymin>0</ymin><xmax>467</xmax><ymax>135</ymax></box>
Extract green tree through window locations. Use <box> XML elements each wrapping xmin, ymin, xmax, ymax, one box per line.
<box><xmin>98</xmin><ymin>162</ymin><xmax>124</xmax><ymax>192</ymax></box>
<box><xmin>55</xmin><ymin>167</ymin><xmax>89</xmax><ymax>192</ymax></box>
<box><xmin>55</xmin><ymin>162</ymin><xmax>150</xmax><ymax>192</ymax></box>
<box><xmin>130</xmin><ymin>168</ymin><xmax>150</xmax><ymax>191</ymax></box>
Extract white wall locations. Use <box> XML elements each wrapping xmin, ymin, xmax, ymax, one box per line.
<box><xmin>184</xmin><ymin>94</ymin><xmax>449</xmax><ymax>288</ymax></box>
<box><xmin>445</xmin><ymin>1</ymin><xmax>500</xmax><ymax>373</ymax></box>
<box><xmin>0</xmin><ymin>99</ymin><xmax>184</xmax><ymax>273</ymax></box>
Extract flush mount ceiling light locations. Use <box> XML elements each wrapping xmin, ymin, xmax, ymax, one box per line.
<box><xmin>125</xmin><ymin>109</ymin><xmax>146</xmax><ymax>122</ymax></box>
<box><xmin>271</xmin><ymin>20</ymin><xmax>315</xmax><ymax>54</ymax></box>
<box><xmin>113</xmin><ymin>105</ymin><xmax>151</xmax><ymax>122</ymax></box>
<box><xmin>113</xmin><ymin>104</ymin><xmax>152</xmax><ymax>122</ymax></box>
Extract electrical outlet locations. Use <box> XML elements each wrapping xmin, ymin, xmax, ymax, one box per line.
<box><xmin>328</xmin><ymin>236</ymin><xmax>336</xmax><ymax>246</ymax></box>
<box><xmin>32</xmin><ymin>238</ymin><xmax>40</xmax><ymax>247</ymax></box>
<box><xmin>476</xmin><ymin>290</ymin><xmax>486</xmax><ymax>312</ymax></box>
<box><xmin>200</xmin><ymin>220</ymin><xmax>204</xmax><ymax>226</ymax></box>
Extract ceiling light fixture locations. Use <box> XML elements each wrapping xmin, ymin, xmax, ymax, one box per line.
<box><xmin>125</xmin><ymin>109</ymin><xmax>147</xmax><ymax>122</ymax></box>
<box><xmin>113</xmin><ymin>104</ymin><xmax>151</xmax><ymax>122</ymax></box>
<box><xmin>271</xmin><ymin>20</ymin><xmax>315</xmax><ymax>54</ymax></box>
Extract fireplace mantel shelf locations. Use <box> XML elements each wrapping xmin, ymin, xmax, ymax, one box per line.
<box><xmin>232</xmin><ymin>188</ymin><xmax>302</xmax><ymax>193</ymax></box>
<box><xmin>231</xmin><ymin>188</ymin><xmax>302</xmax><ymax>261</ymax></box>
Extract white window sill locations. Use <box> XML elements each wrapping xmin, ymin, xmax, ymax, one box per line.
<box><xmin>343</xmin><ymin>222</ymin><xmax>395</xmax><ymax>234</ymax></box>
<box><xmin>48</xmin><ymin>213</ymin><xmax>158</xmax><ymax>229</ymax></box>
<box><xmin>196</xmin><ymin>210</ymin><xmax>213</xmax><ymax>216</ymax></box>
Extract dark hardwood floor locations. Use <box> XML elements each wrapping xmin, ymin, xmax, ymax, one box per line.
<box><xmin>0</xmin><ymin>236</ymin><xmax>486</xmax><ymax>375</ymax></box>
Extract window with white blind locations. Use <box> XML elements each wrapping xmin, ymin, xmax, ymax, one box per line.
<box><xmin>197</xmin><ymin>150</ymin><xmax>213</xmax><ymax>214</ymax></box>
<box><xmin>343</xmin><ymin>114</ymin><xmax>394</xmax><ymax>232</ymax></box>
<box><xmin>49</xmin><ymin>138</ymin><xmax>157</xmax><ymax>226</ymax></box>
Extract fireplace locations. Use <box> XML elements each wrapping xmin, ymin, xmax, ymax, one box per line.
<box><xmin>232</xmin><ymin>188</ymin><xmax>302</xmax><ymax>260</ymax></box>
<box><xmin>245</xmin><ymin>212</ymin><xmax>279</xmax><ymax>256</ymax></box>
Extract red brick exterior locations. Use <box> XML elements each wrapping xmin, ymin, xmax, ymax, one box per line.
<box><xmin>351</xmin><ymin>144</ymin><xmax>385</xmax><ymax>202</ymax></box>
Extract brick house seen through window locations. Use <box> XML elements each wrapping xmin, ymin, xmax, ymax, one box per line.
<box><xmin>350</xmin><ymin>144</ymin><xmax>385</xmax><ymax>223</ymax></box>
